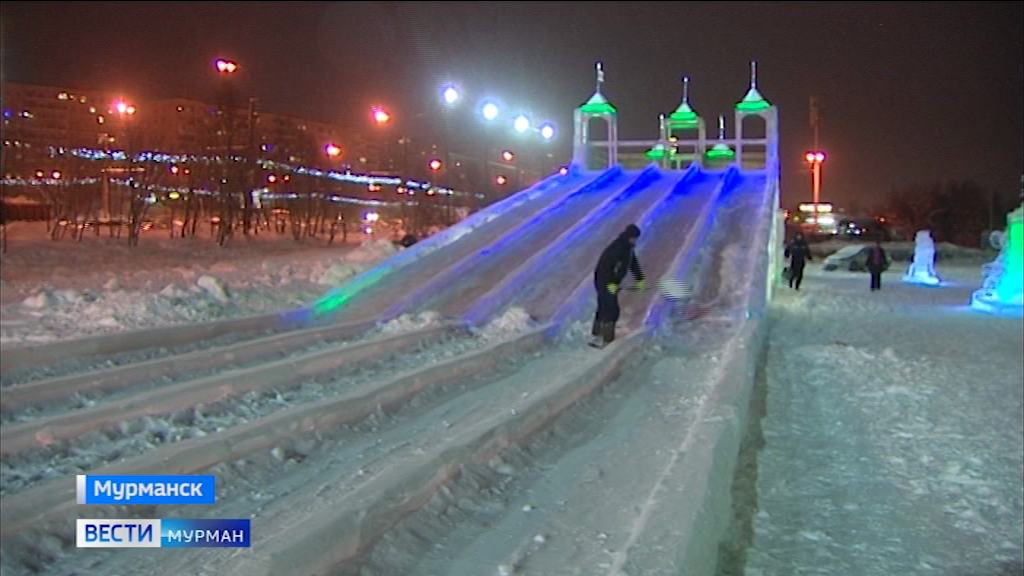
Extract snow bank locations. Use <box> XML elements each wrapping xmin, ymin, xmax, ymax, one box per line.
<box><xmin>0</xmin><ymin>225</ymin><xmax>397</xmax><ymax>348</ymax></box>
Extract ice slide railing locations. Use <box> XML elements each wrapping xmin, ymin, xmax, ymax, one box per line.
<box><xmin>656</xmin><ymin>164</ymin><xmax>778</xmax><ymax>576</ymax></box>
<box><xmin>378</xmin><ymin>166</ymin><xmax>635</xmax><ymax>322</ymax></box>
<box><xmin>302</xmin><ymin>166</ymin><xmax>600</xmax><ymax>321</ymax></box>
<box><xmin>460</xmin><ymin>165</ymin><xmax>685</xmax><ymax>327</ymax></box>
<box><xmin>547</xmin><ymin>166</ymin><xmax>733</xmax><ymax>336</ymax></box>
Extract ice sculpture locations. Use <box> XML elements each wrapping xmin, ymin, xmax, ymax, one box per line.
<box><xmin>971</xmin><ymin>206</ymin><xmax>1023</xmax><ymax>316</ymax></box>
<box><xmin>903</xmin><ymin>229</ymin><xmax>942</xmax><ymax>285</ymax></box>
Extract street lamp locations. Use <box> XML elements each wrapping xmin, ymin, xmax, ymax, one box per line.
<box><xmin>441</xmin><ymin>85</ymin><xmax>461</xmax><ymax>225</ymax></box>
<box><xmin>372</xmin><ymin>107</ymin><xmax>391</xmax><ymax>125</ymax></box>
<box><xmin>371</xmin><ymin>106</ymin><xmax>392</xmax><ymax>172</ymax></box>
<box><xmin>804</xmin><ymin>151</ymin><xmax>826</xmax><ymax>207</ymax></box>
<box><xmin>513</xmin><ymin>115</ymin><xmax>530</xmax><ymax>133</ymax></box>
<box><xmin>114</xmin><ymin>101</ymin><xmax>137</xmax><ymax>116</ymax></box>
<box><xmin>479</xmin><ymin>101</ymin><xmax>501</xmax><ymax>202</ymax></box>
<box><xmin>108</xmin><ymin>100</ymin><xmax>136</xmax><ymax>222</ymax></box>
<box><xmin>215</xmin><ymin>59</ymin><xmax>239</xmax><ymax>74</ymax></box>
<box><xmin>443</xmin><ymin>85</ymin><xmax>460</xmax><ymax>106</ymax></box>
<box><xmin>539</xmin><ymin>123</ymin><xmax>556</xmax><ymax>141</ymax></box>
<box><xmin>481</xmin><ymin>101</ymin><xmax>499</xmax><ymax>122</ymax></box>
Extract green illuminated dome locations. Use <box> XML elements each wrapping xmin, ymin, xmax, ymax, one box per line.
<box><xmin>645</xmin><ymin>142</ymin><xmax>675</xmax><ymax>159</ymax></box>
<box><xmin>668</xmin><ymin>101</ymin><xmax>700</xmax><ymax>128</ymax></box>
<box><xmin>705</xmin><ymin>143</ymin><xmax>735</xmax><ymax>160</ymax></box>
<box><xmin>735</xmin><ymin>85</ymin><xmax>771</xmax><ymax>112</ymax></box>
<box><xmin>668</xmin><ymin>77</ymin><xmax>700</xmax><ymax>128</ymax></box>
<box><xmin>579</xmin><ymin>91</ymin><xmax>617</xmax><ymax>115</ymax></box>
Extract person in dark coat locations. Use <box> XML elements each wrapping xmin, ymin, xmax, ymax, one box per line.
<box><xmin>784</xmin><ymin>232</ymin><xmax>812</xmax><ymax>290</ymax></box>
<box><xmin>866</xmin><ymin>239</ymin><xmax>888</xmax><ymax>291</ymax></box>
<box><xmin>591</xmin><ymin>224</ymin><xmax>644</xmax><ymax>348</ymax></box>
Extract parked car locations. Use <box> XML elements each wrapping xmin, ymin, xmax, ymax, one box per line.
<box><xmin>822</xmin><ymin>244</ymin><xmax>890</xmax><ymax>272</ymax></box>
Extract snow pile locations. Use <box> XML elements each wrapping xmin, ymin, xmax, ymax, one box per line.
<box><xmin>474</xmin><ymin>306</ymin><xmax>537</xmax><ymax>342</ymax></box>
<box><xmin>379</xmin><ymin>311</ymin><xmax>445</xmax><ymax>335</ymax></box>
<box><xmin>0</xmin><ymin>224</ymin><xmax>396</xmax><ymax>348</ymax></box>
<box><xmin>813</xmin><ymin>239</ymin><xmax>992</xmax><ymax>264</ymax></box>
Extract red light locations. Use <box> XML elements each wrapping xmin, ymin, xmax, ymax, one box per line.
<box><xmin>372</xmin><ymin>107</ymin><xmax>391</xmax><ymax>124</ymax></box>
<box><xmin>495</xmin><ymin>175</ymin><xmax>508</xmax><ymax>185</ymax></box>
<box><xmin>428</xmin><ymin>159</ymin><xmax>442</xmax><ymax>171</ymax></box>
<box><xmin>215</xmin><ymin>59</ymin><xmax>238</xmax><ymax>74</ymax></box>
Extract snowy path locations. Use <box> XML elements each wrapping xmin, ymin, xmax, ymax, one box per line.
<box><xmin>746</xmin><ymin>267</ymin><xmax>1024</xmax><ymax>576</ymax></box>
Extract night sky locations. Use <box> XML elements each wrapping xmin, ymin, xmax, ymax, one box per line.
<box><xmin>2</xmin><ymin>1</ymin><xmax>1022</xmax><ymax>208</ymax></box>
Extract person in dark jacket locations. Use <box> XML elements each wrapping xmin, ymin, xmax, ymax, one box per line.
<box><xmin>591</xmin><ymin>224</ymin><xmax>644</xmax><ymax>348</ymax></box>
<box><xmin>866</xmin><ymin>239</ymin><xmax>888</xmax><ymax>291</ymax></box>
<box><xmin>784</xmin><ymin>232</ymin><xmax>812</xmax><ymax>290</ymax></box>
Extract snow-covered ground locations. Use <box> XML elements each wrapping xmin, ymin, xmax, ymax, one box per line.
<box><xmin>0</xmin><ymin>222</ymin><xmax>399</xmax><ymax>347</ymax></box>
<box><xmin>741</xmin><ymin>262</ymin><xmax>1023</xmax><ymax>576</ymax></box>
<box><xmin>0</xmin><ymin>219</ymin><xmax>1020</xmax><ymax>575</ymax></box>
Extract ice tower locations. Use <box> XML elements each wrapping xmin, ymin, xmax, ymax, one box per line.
<box><xmin>572</xmin><ymin>62</ymin><xmax>618</xmax><ymax>170</ymax></box>
<box><xmin>648</xmin><ymin>77</ymin><xmax>707</xmax><ymax>169</ymax></box>
<box><xmin>734</xmin><ymin>61</ymin><xmax>779</xmax><ymax>169</ymax></box>
<box><xmin>572</xmin><ymin>60</ymin><xmax>778</xmax><ymax>172</ymax></box>
<box><xmin>971</xmin><ymin>204</ymin><xmax>1023</xmax><ymax>316</ymax></box>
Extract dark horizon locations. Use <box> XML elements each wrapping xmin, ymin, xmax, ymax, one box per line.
<box><xmin>2</xmin><ymin>1</ymin><xmax>1022</xmax><ymax>209</ymax></box>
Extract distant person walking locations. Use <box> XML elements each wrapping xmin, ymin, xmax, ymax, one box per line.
<box><xmin>867</xmin><ymin>239</ymin><xmax>889</xmax><ymax>291</ymax></box>
<box><xmin>784</xmin><ymin>232</ymin><xmax>812</xmax><ymax>290</ymax></box>
<box><xmin>591</xmin><ymin>224</ymin><xmax>644</xmax><ymax>348</ymax></box>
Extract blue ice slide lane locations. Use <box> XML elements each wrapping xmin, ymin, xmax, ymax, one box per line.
<box><xmin>379</xmin><ymin>167</ymin><xmax>636</xmax><ymax>322</ymax></box>
<box><xmin>547</xmin><ymin>167</ymin><xmax>734</xmax><ymax>336</ymax></box>
<box><xmin>307</xmin><ymin>168</ymin><xmax>591</xmax><ymax>320</ymax></box>
<box><xmin>642</xmin><ymin>168</ymin><xmax>766</xmax><ymax>331</ymax></box>
<box><xmin>411</xmin><ymin>166</ymin><xmax>662</xmax><ymax>320</ymax></box>
<box><xmin>461</xmin><ymin>165</ymin><xmax>694</xmax><ymax>328</ymax></box>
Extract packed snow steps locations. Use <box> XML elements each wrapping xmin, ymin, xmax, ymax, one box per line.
<box><xmin>0</xmin><ymin>324</ymin><xmax>459</xmax><ymax>457</ymax></box>
<box><xmin>0</xmin><ymin>318</ymin><xmax>379</xmax><ymax>413</ymax></box>
<box><xmin>0</xmin><ymin>328</ymin><xmax>551</xmax><ymax>541</ymax></box>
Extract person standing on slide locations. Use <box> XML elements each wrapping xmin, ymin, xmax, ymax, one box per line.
<box><xmin>590</xmin><ymin>224</ymin><xmax>644</xmax><ymax>348</ymax></box>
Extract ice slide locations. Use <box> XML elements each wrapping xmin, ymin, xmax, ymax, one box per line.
<box><xmin>326</xmin><ymin>165</ymin><xmax>749</xmax><ymax>334</ymax></box>
<box><xmin>0</xmin><ymin>168</ymin><xmax>778</xmax><ymax>576</ymax></box>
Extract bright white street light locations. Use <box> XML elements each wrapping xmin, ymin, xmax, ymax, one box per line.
<box><xmin>481</xmin><ymin>101</ymin><xmax>499</xmax><ymax>121</ymax></box>
<box><xmin>443</xmin><ymin>85</ymin><xmax>460</xmax><ymax>105</ymax></box>
<box><xmin>539</xmin><ymin>123</ymin><xmax>556</xmax><ymax>140</ymax></box>
<box><xmin>513</xmin><ymin>115</ymin><xmax>530</xmax><ymax>133</ymax></box>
